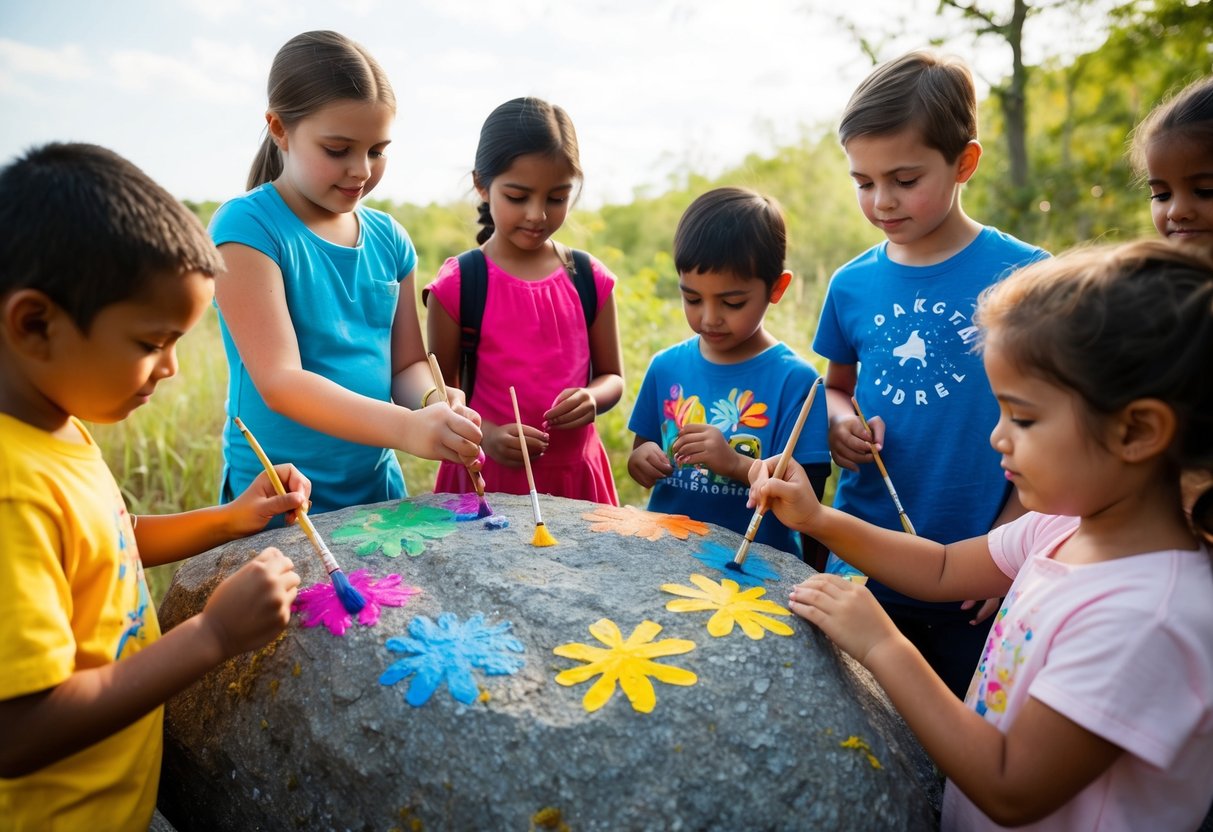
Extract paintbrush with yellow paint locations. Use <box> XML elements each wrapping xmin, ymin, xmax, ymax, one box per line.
<box><xmin>730</xmin><ymin>378</ymin><xmax>821</xmax><ymax>570</ymax></box>
<box><xmin>508</xmin><ymin>385</ymin><xmax>556</xmax><ymax>547</ymax></box>
<box><xmin>233</xmin><ymin>417</ymin><xmax>366</xmax><ymax>614</ymax></box>
<box><xmin>426</xmin><ymin>352</ymin><xmax>492</xmax><ymax>518</ymax></box>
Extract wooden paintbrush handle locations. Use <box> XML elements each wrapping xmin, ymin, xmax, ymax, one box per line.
<box><xmin>508</xmin><ymin>386</ymin><xmax>539</xmax><ymax>493</ymax></box>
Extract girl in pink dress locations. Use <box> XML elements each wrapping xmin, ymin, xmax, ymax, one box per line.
<box><xmin>425</xmin><ymin>97</ymin><xmax>621</xmax><ymax>504</ymax></box>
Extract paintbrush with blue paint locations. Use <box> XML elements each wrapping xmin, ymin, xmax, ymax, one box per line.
<box><xmin>233</xmin><ymin>417</ymin><xmax>366</xmax><ymax>615</ymax></box>
<box><xmin>426</xmin><ymin>352</ymin><xmax>493</xmax><ymax>518</ymax></box>
<box><xmin>730</xmin><ymin>378</ymin><xmax>821</xmax><ymax>570</ymax></box>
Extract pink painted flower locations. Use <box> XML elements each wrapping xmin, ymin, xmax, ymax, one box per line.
<box><xmin>293</xmin><ymin>569</ymin><xmax>420</xmax><ymax>636</ymax></box>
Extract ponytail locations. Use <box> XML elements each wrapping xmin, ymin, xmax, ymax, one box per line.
<box><xmin>247</xmin><ymin>137</ymin><xmax>283</xmax><ymax>191</ymax></box>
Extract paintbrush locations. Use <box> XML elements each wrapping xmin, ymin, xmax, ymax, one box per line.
<box><xmin>731</xmin><ymin>378</ymin><xmax>821</xmax><ymax>569</ymax></box>
<box><xmin>233</xmin><ymin>417</ymin><xmax>367</xmax><ymax>614</ymax></box>
<box><xmin>508</xmin><ymin>385</ymin><xmax>557</xmax><ymax>547</ymax></box>
<box><xmin>851</xmin><ymin>397</ymin><xmax>916</xmax><ymax>535</ymax></box>
<box><xmin>426</xmin><ymin>352</ymin><xmax>492</xmax><ymax>518</ymax></box>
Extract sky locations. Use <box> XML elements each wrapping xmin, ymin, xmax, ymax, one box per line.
<box><xmin>0</xmin><ymin>0</ymin><xmax>1114</xmax><ymax>208</ymax></box>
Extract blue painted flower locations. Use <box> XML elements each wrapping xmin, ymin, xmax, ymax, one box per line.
<box><xmin>379</xmin><ymin>612</ymin><xmax>525</xmax><ymax>706</ymax></box>
<box><xmin>691</xmin><ymin>540</ymin><xmax>780</xmax><ymax>587</ymax></box>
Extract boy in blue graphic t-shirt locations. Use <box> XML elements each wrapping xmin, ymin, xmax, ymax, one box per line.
<box><xmin>814</xmin><ymin>50</ymin><xmax>1047</xmax><ymax>698</ymax></box>
<box><xmin>628</xmin><ymin>188</ymin><xmax>832</xmax><ymax>562</ymax></box>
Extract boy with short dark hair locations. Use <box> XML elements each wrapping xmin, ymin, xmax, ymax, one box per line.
<box><xmin>0</xmin><ymin>143</ymin><xmax>308</xmax><ymax>829</ymax></box>
<box><xmin>628</xmin><ymin>187</ymin><xmax>831</xmax><ymax>560</ymax></box>
<box><xmin>815</xmin><ymin>50</ymin><xmax>1048</xmax><ymax>697</ymax></box>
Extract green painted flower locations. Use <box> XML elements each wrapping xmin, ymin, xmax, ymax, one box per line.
<box><xmin>331</xmin><ymin>502</ymin><xmax>456</xmax><ymax>558</ymax></box>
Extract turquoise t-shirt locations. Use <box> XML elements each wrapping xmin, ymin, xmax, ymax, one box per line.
<box><xmin>210</xmin><ymin>183</ymin><xmax>416</xmax><ymax>514</ymax></box>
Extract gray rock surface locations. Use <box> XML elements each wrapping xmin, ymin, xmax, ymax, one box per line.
<box><xmin>157</xmin><ymin>493</ymin><xmax>939</xmax><ymax>831</ymax></box>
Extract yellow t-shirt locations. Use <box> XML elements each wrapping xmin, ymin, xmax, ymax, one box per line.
<box><xmin>0</xmin><ymin>414</ymin><xmax>163</xmax><ymax>832</ymax></box>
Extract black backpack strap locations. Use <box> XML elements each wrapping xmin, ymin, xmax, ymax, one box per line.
<box><xmin>555</xmin><ymin>244</ymin><xmax>598</xmax><ymax>329</ymax></box>
<box><xmin>556</xmin><ymin>245</ymin><xmax>599</xmax><ymax>385</ymax></box>
<box><xmin>456</xmin><ymin>248</ymin><xmax>488</xmax><ymax>400</ymax></box>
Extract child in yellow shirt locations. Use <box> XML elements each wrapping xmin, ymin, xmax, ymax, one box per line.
<box><xmin>0</xmin><ymin>143</ymin><xmax>308</xmax><ymax>831</ymax></box>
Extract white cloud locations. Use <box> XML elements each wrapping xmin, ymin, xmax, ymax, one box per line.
<box><xmin>108</xmin><ymin>49</ymin><xmax>254</xmax><ymax>102</ymax></box>
<box><xmin>0</xmin><ymin>38</ymin><xmax>92</xmax><ymax>80</ymax></box>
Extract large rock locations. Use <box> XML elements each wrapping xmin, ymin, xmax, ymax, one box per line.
<box><xmin>157</xmin><ymin>493</ymin><xmax>939</xmax><ymax>831</ymax></box>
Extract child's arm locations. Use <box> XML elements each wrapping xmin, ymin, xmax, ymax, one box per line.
<box><xmin>823</xmin><ymin>362</ymin><xmax>882</xmax><ymax>472</ymax></box>
<box><xmin>789</xmin><ymin>574</ymin><xmax>1123</xmax><ymax>825</ymax></box>
<box><xmin>425</xmin><ymin>290</ymin><xmax>548</xmax><ymax>469</ymax></box>
<box><xmin>134</xmin><ymin>464</ymin><xmax>309</xmax><ymax>568</ymax></box>
<box><xmin>749</xmin><ymin>456</ymin><xmax>1010</xmax><ymax>601</ymax></box>
<box><xmin>216</xmin><ymin>247</ymin><xmax>480</xmax><ymax>466</ymax></box>
<box><xmin>545</xmin><ymin>293</ymin><xmax>624</xmax><ymax>431</ymax></box>
<box><xmin>628</xmin><ymin>434</ymin><xmax>674</xmax><ymax>488</ymax></box>
<box><xmin>0</xmin><ymin>549</ymin><xmax>298</xmax><ymax>778</ymax></box>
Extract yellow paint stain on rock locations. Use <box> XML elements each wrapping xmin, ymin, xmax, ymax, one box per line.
<box><xmin>396</xmin><ymin>805</ymin><xmax>423</xmax><ymax>831</ymax></box>
<box><xmin>840</xmin><ymin>735</ymin><xmax>883</xmax><ymax>769</ymax></box>
<box><xmin>531</xmin><ymin>806</ymin><xmax>569</xmax><ymax>831</ymax></box>
<box><xmin>225</xmin><ymin>631</ymin><xmax>287</xmax><ymax>697</ymax></box>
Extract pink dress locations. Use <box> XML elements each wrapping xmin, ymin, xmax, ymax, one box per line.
<box><xmin>425</xmin><ymin>252</ymin><xmax>619</xmax><ymax>505</ymax></box>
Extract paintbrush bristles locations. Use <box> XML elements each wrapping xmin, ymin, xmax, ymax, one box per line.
<box><xmin>510</xmin><ymin>385</ymin><xmax>558</xmax><ymax>546</ymax></box>
<box><xmin>732</xmin><ymin>379</ymin><xmax>821</xmax><ymax>567</ymax></box>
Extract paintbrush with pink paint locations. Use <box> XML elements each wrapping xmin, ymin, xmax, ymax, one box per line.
<box><xmin>426</xmin><ymin>352</ymin><xmax>492</xmax><ymax>518</ymax></box>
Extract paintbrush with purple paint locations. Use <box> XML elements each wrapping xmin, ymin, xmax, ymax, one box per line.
<box><xmin>426</xmin><ymin>352</ymin><xmax>493</xmax><ymax>518</ymax></box>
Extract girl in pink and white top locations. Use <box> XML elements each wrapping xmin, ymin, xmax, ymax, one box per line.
<box><xmin>425</xmin><ymin>97</ymin><xmax>622</xmax><ymax>505</ymax></box>
<box><xmin>751</xmin><ymin>240</ymin><xmax>1213</xmax><ymax>831</ymax></box>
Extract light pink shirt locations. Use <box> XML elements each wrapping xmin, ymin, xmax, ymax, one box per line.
<box><xmin>943</xmin><ymin>513</ymin><xmax>1213</xmax><ymax>832</ymax></box>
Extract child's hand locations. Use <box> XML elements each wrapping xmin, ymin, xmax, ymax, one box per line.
<box><xmin>788</xmin><ymin>573</ymin><xmax>902</xmax><ymax>665</ymax></box>
<box><xmin>229</xmin><ymin>464</ymin><xmax>311</xmax><ymax>535</ymax></box>
<box><xmin>410</xmin><ymin>406</ymin><xmax>484</xmax><ymax>467</ymax></box>
<box><xmin>960</xmin><ymin>596</ymin><xmax>1002</xmax><ymax>625</ymax></box>
<box><xmin>746</xmin><ymin>457</ymin><xmax>823</xmax><ymax>532</ymax></box>
<box><xmin>483</xmin><ymin>420</ymin><xmax>548</xmax><ymax>468</ymax></box>
<box><xmin>671</xmin><ymin>424</ymin><xmax>739</xmax><ymax>478</ymax></box>
<box><xmin>827</xmin><ymin>412</ymin><xmax>885</xmax><ymax>472</ymax></box>
<box><xmin>628</xmin><ymin>441</ymin><xmax>674</xmax><ymax>487</ymax></box>
<box><xmin>543</xmin><ymin>387</ymin><xmax>596</xmax><ymax>431</ymax></box>
<box><xmin>200</xmin><ymin>548</ymin><xmax>299</xmax><ymax>658</ymax></box>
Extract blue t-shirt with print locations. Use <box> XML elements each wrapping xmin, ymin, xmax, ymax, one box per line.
<box><xmin>210</xmin><ymin>183</ymin><xmax>416</xmax><ymax>514</ymax></box>
<box><xmin>629</xmin><ymin>338</ymin><xmax>830</xmax><ymax>555</ymax></box>
<box><xmin>813</xmin><ymin>226</ymin><xmax>1047</xmax><ymax>603</ymax></box>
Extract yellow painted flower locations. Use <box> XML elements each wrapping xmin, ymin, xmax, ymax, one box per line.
<box><xmin>661</xmin><ymin>574</ymin><xmax>794</xmax><ymax>639</ymax></box>
<box><xmin>553</xmin><ymin>619</ymin><xmax>697</xmax><ymax>713</ymax></box>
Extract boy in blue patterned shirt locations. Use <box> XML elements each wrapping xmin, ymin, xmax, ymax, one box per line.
<box><xmin>628</xmin><ymin>187</ymin><xmax>831</xmax><ymax>562</ymax></box>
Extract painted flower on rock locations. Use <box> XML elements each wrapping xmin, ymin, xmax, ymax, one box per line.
<box><xmin>293</xmin><ymin>570</ymin><xmax>419</xmax><ymax>637</ymax></box>
<box><xmin>690</xmin><ymin>540</ymin><xmax>780</xmax><ymax>587</ymax></box>
<box><xmin>661</xmin><ymin>574</ymin><xmax>793</xmax><ymax>639</ymax></box>
<box><xmin>553</xmin><ymin>619</ymin><xmax>697</xmax><ymax>713</ymax></box>
<box><xmin>581</xmin><ymin>505</ymin><xmax>709</xmax><ymax>541</ymax></box>
<box><xmin>331</xmin><ymin>501</ymin><xmax>457</xmax><ymax>558</ymax></box>
<box><xmin>379</xmin><ymin>612</ymin><xmax>525</xmax><ymax>706</ymax></box>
